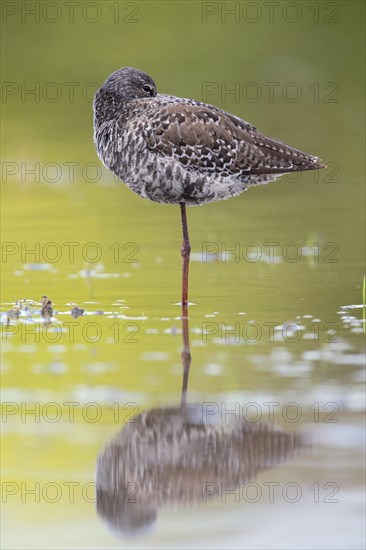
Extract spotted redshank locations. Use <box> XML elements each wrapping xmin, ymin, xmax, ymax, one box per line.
<box><xmin>93</xmin><ymin>68</ymin><xmax>325</xmax><ymax>310</ymax></box>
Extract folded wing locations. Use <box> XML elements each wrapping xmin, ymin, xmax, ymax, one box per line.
<box><xmin>142</xmin><ymin>102</ymin><xmax>325</xmax><ymax>178</ymax></box>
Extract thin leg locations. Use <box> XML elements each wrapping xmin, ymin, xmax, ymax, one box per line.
<box><xmin>179</xmin><ymin>202</ymin><xmax>191</xmax><ymax>407</ymax></box>
<box><xmin>180</xmin><ymin>314</ymin><xmax>191</xmax><ymax>407</ymax></box>
<box><xmin>180</xmin><ymin>202</ymin><xmax>191</xmax><ymax>312</ymax></box>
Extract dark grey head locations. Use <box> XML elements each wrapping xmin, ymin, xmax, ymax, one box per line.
<box><xmin>97</xmin><ymin>67</ymin><xmax>157</xmax><ymax>102</ymax></box>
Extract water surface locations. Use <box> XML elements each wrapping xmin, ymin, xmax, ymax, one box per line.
<box><xmin>1</xmin><ymin>2</ymin><xmax>365</xmax><ymax>548</ymax></box>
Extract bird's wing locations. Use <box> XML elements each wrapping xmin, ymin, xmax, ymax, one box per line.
<box><xmin>142</xmin><ymin>102</ymin><xmax>324</xmax><ymax>176</ymax></box>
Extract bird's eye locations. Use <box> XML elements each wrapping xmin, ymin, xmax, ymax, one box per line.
<box><xmin>142</xmin><ymin>84</ymin><xmax>153</xmax><ymax>95</ymax></box>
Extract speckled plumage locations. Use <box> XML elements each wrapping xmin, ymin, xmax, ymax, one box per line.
<box><xmin>96</xmin><ymin>405</ymin><xmax>302</xmax><ymax>535</ymax></box>
<box><xmin>93</xmin><ymin>67</ymin><xmax>325</xmax><ymax>206</ymax></box>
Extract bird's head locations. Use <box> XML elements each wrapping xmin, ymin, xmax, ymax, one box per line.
<box><xmin>96</xmin><ymin>67</ymin><xmax>157</xmax><ymax>103</ymax></box>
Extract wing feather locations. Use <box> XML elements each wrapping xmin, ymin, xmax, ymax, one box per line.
<box><xmin>142</xmin><ymin>102</ymin><xmax>325</xmax><ymax>178</ymax></box>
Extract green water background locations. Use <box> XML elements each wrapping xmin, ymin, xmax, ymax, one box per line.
<box><xmin>1</xmin><ymin>1</ymin><xmax>365</xmax><ymax>548</ymax></box>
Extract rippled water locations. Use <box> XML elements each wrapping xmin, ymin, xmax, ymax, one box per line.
<box><xmin>1</xmin><ymin>1</ymin><xmax>365</xmax><ymax>548</ymax></box>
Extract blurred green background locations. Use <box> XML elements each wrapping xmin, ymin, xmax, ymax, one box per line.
<box><xmin>1</xmin><ymin>1</ymin><xmax>365</xmax><ymax>548</ymax></box>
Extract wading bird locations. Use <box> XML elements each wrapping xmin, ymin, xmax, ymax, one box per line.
<box><xmin>93</xmin><ymin>68</ymin><xmax>325</xmax><ymax>311</ymax></box>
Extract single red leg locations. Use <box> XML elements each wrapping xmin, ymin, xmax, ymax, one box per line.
<box><xmin>180</xmin><ymin>202</ymin><xmax>191</xmax><ymax>312</ymax></box>
<box><xmin>179</xmin><ymin>202</ymin><xmax>191</xmax><ymax>406</ymax></box>
<box><xmin>180</xmin><ymin>314</ymin><xmax>191</xmax><ymax>407</ymax></box>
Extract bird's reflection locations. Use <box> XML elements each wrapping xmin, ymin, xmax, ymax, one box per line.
<box><xmin>96</xmin><ymin>311</ymin><xmax>302</xmax><ymax>537</ymax></box>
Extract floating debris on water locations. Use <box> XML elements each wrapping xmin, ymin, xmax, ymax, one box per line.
<box><xmin>68</xmin><ymin>264</ymin><xmax>121</xmax><ymax>279</ymax></box>
<box><xmin>6</xmin><ymin>308</ymin><xmax>20</xmax><ymax>324</ymax></box>
<box><xmin>40</xmin><ymin>295</ymin><xmax>53</xmax><ymax>322</ymax></box>
<box><xmin>23</xmin><ymin>263</ymin><xmax>58</xmax><ymax>272</ymax></box>
<box><xmin>71</xmin><ymin>306</ymin><xmax>85</xmax><ymax>318</ymax></box>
